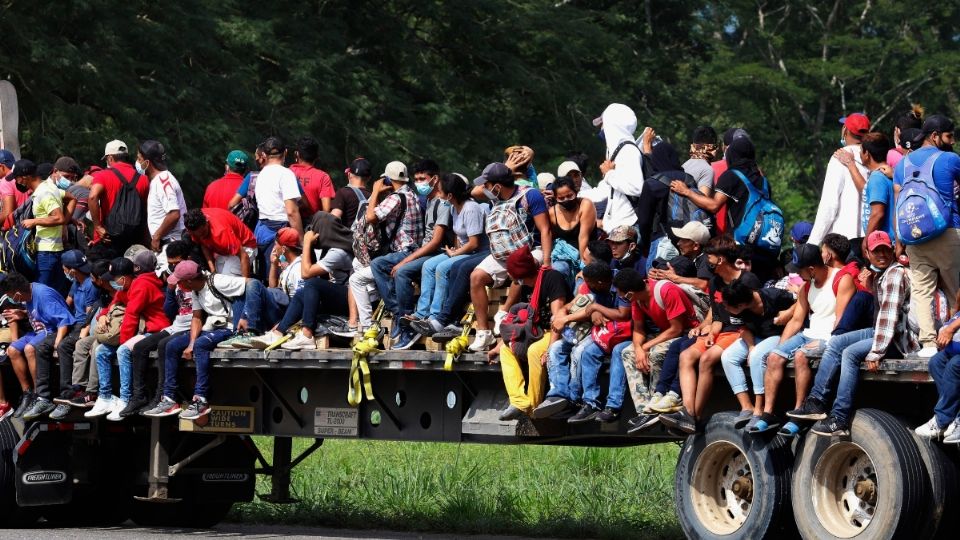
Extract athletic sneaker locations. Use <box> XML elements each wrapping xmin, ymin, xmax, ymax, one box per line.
<box><xmin>915</xmin><ymin>416</ymin><xmax>946</xmax><ymax>439</ymax></box>
<box><xmin>216</xmin><ymin>333</ymin><xmax>251</xmax><ymax>349</ymax></box>
<box><xmin>650</xmin><ymin>391</ymin><xmax>681</xmax><ymax>413</ymax></box>
<box><xmin>411</xmin><ymin>318</ymin><xmax>444</xmax><ymax>337</ymax></box>
<box><xmin>0</xmin><ymin>402</ymin><xmax>12</xmax><ymax>421</ymax></box>
<box><xmin>942</xmin><ymin>419</ymin><xmax>960</xmax><ymax>444</ymax></box>
<box><xmin>250</xmin><ymin>331</ymin><xmax>283</xmax><ymax>350</ymax></box>
<box><xmin>281</xmin><ymin>332</ymin><xmax>317</xmax><ymax>351</ymax></box>
<box><xmin>179</xmin><ymin>397</ymin><xmax>210</xmax><ymax>420</ymax></box>
<box><xmin>532</xmin><ymin>396</ymin><xmax>571</xmax><ymax>419</ymax></box>
<box><xmin>492</xmin><ymin>309</ymin><xmax>508</xmax><ymax>336</ymax></box>
<box><xmin>568</xmin><ymin>404</ymin><xmax>601</xmax><ymax>424</ymax></box>
<box><xmin>468</xmin><ymin>330</ymin><xmax>496</xmax><ymax>352</ymax></box>
<box><xmin>627</xmin><ymin>413</ymin><xmax>661</xmax><ymax>434</ymax></box>
<box><xmin>329</xmin><ymin>325</ymin><xmax>358</xmax><ymax>339</ymax></box>
<box><xmin>917</xmin><ymin>346</ymin><xmax>938</xmax><ymax>359</ymax></box>
<box><xmin>53</xmin><ymin>388</ymin><xmax>82</xmax><ymax>406</ymax></box>
<box><xmin>389</xmin><ymin>322</ymin><xmax>403</xmax><ymax>340</ymax></box>
<box><xmin>69</xmin><ymin>392</ymin><xmax>97</xmax><ymax>409</ymax></box>
<box><xmin>106</xmin><ymin>399</ymin><xmax>129</xmax><ymax>422</ymax></box>
<box><xmin>48</xmin><ymin>404</ymin><xmax>72</xmax><ymax>421</ymax></box>
<box><xmin>659</xmin><ymin>407</ymin><xmax>697</xmax><ymax>434</ymax></box>
<box><xmin>498</xmin><ymin>405</ymin><xmax>524</xmax><ymax>422</ymax></box>
<box><xmin>787</xmin><ymin>397</ymin><xmax>827</xmax><ymax>421</ymax></box>
<box><xmin>641</xmin><ymin>392</ymin><xmax>664</xmax><ymax>414</ymax></box>
<box><xmin>595</xmin><ymin>407</ymin><xmax>620</xmax><ymax>423</ymax></box>
<box><xmin>119</xmin><ymin>398</ymin><xmax>148</xmax><ymax>418</ymax></box>
<box><xmin>431</xmin><ymin>325</ymin><xmax>466</xmax><ymax>341</ymax></box>
<box><xmin>14</xmin><ymin>390</ymin><xmax>36</xmax><ymax>418</ymax></box>
<box><xmin>142</xmin><ymin>396</ymin><xmax>182</xmax><ymax>418</ymax></box>
<box><xmin>811</xmin><ymin>416</ymin><xmax>850</xmax><ymax>437</ymax></box>
<box><xmin>84</xmin><ymin>396</ymin><xmax>115</xmax><ymax>418</ymax></box>
<box><xmin>391</xmin><ymin>330</ymin><xmax>421</xmax><ymax>351</ymax></box>
<box><xmin>22</xmin><ymin>398</ymin><xmax>56</xmax><ymax>421</ymax></box>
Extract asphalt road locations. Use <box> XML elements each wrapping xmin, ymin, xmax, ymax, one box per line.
<box><xmin>0</xmin><ymin>523</ymin><xmax>554</xmax><ymax>540</ymax></box>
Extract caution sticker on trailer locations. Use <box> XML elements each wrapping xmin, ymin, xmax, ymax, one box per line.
<box><xmin>179</xmin><ymin>406</ymin><xmax>255</xmax><ymax>433</ymax></box>
<box><xmin>314</xmin><ymin>407</ymin><xmax>359</xmax><ymax>437</ymax></box>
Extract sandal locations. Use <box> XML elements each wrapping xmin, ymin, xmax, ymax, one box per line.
<box><xmin>778</xmin><ymin>421</ymin><xmax>801</xmax><ymax>438</ymax></box>
<box><xmin>749</xmin><ymin>412</ymin><xmax>781</xmax><ymax>434</ymax></box>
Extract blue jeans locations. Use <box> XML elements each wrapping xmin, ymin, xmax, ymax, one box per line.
<box><xmin>771</xmin><ymin>333</ymin><xmax>829</xmax><ymax>361</ymax></box>
<box><xmin>808</xmin><ymin>328</ymin><xmax>875</xmax><ymax>424</ymax></box>
<box><xmin>547</xmin><ymin>340</ymin><xmax>575</xmax><ymax>400</ymax></box>
<box><xmin>276</xmin><ymin>277</ymin><xmax>348</xmax><ymax>333</ymax></box>
<box><xmin>655</xmin><ymin>336</ymin><xmax>693</xmax><ymax>395</ymax></box>
<box><xmin>241</xmin><ymin>279</ymin><xmax>283</xmax><ymax>333</ymax></box>
<box><xmin>578</xmin><ymin>339</ymin><xmax>620</xmax><ymax>409</ymax></box>
<box><xmin>371</xmin><ymin>250</ymin><xmax>423</xmax><ymax>318</ymax></box>
<box><xmin>720</xmin><ymin>336</ymin><xmax>780</xmax><ymax>395</ymax></box>
<box><xmin>437</xmin><ymin>251</ymin><xmax>489</xmax><ymax>326</ymax></box>
<box><xmin>255</xmin><ymin>219</ymin><xmax>287</xmax><ymax>280</ymax></box>
<box><xmin>834</xmin><ymin>290</ymin><xmax>875</xmax><ymax>335</ymax></box>
<box><xmin>163</xmin><ymin>328</ymin><xmax>234</xmax><ymax>400</ymax></box>
<box><xmin>930</xmin><ymin>350</ymin><xmax>960</xmax><ymax>426</ymax></box>
<box><xmin>416</xmin><ymin>253</ymin><xmax>471</xmax><ymax>319</ymax></box>
<box><xmin>37</xmin><ymin>250</ymin><xmax>67</xmax><ymax>297</ymax></box>
<box><xmin>606</xmin><ymin>341</ymin><xmax>632</xmax><ymax>410</ymax></box>
<box><xmin>96</xmin><ymin>343</ymin><xmax>118</xmax><ymax>399</ymax></box>
<box><xmin>116</xmin><ymin>336</ymin><xmax>150</xmax><ymax>402</ymax></box>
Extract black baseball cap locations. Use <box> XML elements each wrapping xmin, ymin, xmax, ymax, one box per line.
<box><xmin>100</xmin><ymin>257</ymin><xmax>135</xmax><ymax>281</ymax></box>
<box><xmin>786</xmin><ymin>243</ymin><xmax>824</xmax><ymax>273</ymax></box>
<box><xmin>36</xmin><ymin>162</ymin><xmax>54</xmax><ymax>180</ymax></box>
<box><xmin>473</xmin><ymin>162</ymin><xmax>513</xmax><ymax>186</ymax></box>
<box><xmin>347</xmin><ymin>157</ymin><xmax>372</xmax><ymax>178</ymax></box>
<box><xmin>4</xmin><ymin>159</ymin><xmax>36</xmax><ymax>181</ymax></box>
<box><xmin>922</xmin><ymin>114</ymin><xmax>955</xmax><ymax>136</ymax></box>
<box><xmin>901</xmin><ymin>128</ymin><xmax>924</xmax><ymax>150</ymax></box>
<box><xmin>139</xmin><ymin>140</ymin><xmax>167</xmax><ymax>166</ymax></box>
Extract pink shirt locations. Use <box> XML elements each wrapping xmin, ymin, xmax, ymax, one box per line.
<box><xmin>886</xmin><ymin>148</ymin><xmax>905</xmax><ymax>169</ymax></box>
<box><xmin>0</xmin><ymin>179</ymin><xmax>31</xmax><ymax>230</ymax></box>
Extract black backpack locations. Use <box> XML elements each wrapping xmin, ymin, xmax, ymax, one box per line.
<box><xmin>647</xmin><ymin>171</ymin><xmax>711</xmax><ymax>232</ymax></box>
<box><xmin>104</xmin><ymin>168</ymin><xmax>144</xmax><ymax>240</ymax></box>
<box><xmin>430</xmin><ymin>199</ymin><xmax>457</xmax><ymax>249</ymax></box>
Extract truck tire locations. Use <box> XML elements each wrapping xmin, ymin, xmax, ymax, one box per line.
<box><xmin>675</xmin><ymin>412</ymin><xmax>796</xmax><ymax>539</ymax></box>
<box><xmin>912</xmin><ymin>434</ymin><xmax>960</xmax><ymax>539</ymax></box>
<box><xmin>791</xmin><ymin>408</ymin><xmax>929</xmax><ymax>539</ymax></box>
<box><xmin>0</xmin><ymin>421</ymin><xmax>37</xmax><ymax>527</ymax></box>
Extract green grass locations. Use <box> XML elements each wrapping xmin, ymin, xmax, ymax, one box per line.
<box><xmin>229</xmin><ymin>438</ymin><xmax>683</xmax><ymax>539</ymax></box>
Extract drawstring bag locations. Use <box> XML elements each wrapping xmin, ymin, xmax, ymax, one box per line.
<box><xmin>591</xmin><ymin>320</ymin><xmax>632</xmax><ymax>354</ymax></box>
<box><xmin>498</xmin><ymin>267</ymin><xmax>546</xmax><ymax>359</ymax></box>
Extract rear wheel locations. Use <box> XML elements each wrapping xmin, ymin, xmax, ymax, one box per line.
<box><xmin>675</xmin><ymin>412</ymin><xmax>796</xmax><ymax>539</ymax></box>
<box><xmin>0</xmin><ymin>421</ymin><xmax>38</xmax><ymax>528</ymax></box>
<box><xmin>912</xmin><ymin>433</ymin><xmax>960</xmax><ymax>539</ymax></box>
<box><xmin>792</xmin><ymin>408</ymin><xmax>929</xmax><ymax>539</ymax></box>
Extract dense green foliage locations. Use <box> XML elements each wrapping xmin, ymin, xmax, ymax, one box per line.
<box><xmin>3</xmin><ymin>0</ymin><xmax>959</xmax><ymax>223</ymax></box>
<box><xmin>232</xmin><ymin>438</ymin><xmax>682</xmax><ymax>539</ymax></box>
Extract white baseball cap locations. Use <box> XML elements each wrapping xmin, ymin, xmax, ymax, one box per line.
<box><xmin>102</xmin><ymin>139</ymin><xmax>128</xmax><ymax>160</ymax></box>
<box><xmin>381</xmin><ymin>161</ymin><xmax>408</xmax><ymax>182</ymax></box>
<box><xmin>557</xmin><ymin>161</ymin><xmax>581</xmax><ymax>178</ymax></box>
<box><xmin>671</xmin><ymin>222</ymin><xmax>711</xmax><ymax>246</ymax></box>
<box><xmin>536</xmin><ymin>172</ymin><xmax>556</xmax><ymax>191</ymax></box>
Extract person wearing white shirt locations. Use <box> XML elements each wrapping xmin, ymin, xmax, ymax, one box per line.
<box><xmin>253</xmin><ymin>136</ymin><xmax>303</xmax><ymax>275</ymax></box>
<box><xmin>137</xmin><ymin>140</ymin><xmax>186</xmax><ymax>252</ymax></box>
<box><xmin>808</xmin><ymin>114</ymin><xmax>871</xmax><ymax>245</ymax></box>
<box><xmin>593</xmin><ymin>103</ymin><xmax>644</xmax><ymax>234</ymax></box>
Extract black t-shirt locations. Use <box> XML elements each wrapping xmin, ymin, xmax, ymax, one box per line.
<box><xmin>709</xmin><ymin>271</ymin><xmax>762</xmax><ymax>332</ymax></box>
<box><xmin>694</xmin><ymin>252</ymin><xmax>714</xmax><ymax>281</ymax></box>
<box><xmin>743</xmin><ymin>287</ymin><xmax>796</xmax><ymax>339</ymax></box>
<box><xmin>331</xmin><ymin>186</ymin><xmax>372</xmax><ymax>229</ymax></box>
<box><xmin>715</xmin><ymin>170</ymin><xmax>771</xmax><ymax>228</ymax></box>
<box><xmin>521</xmin><ymin>269</ymin><xmax>571</xmax><ymax>330</ymax></box>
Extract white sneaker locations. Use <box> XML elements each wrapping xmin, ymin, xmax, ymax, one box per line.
<box><xmin>915</xmin><ymin>416</ymin><xmax>945</xmax><ymax>439</ymax></box>
<box><xmin>493</xmin><ymin>310</ymin><xmax>508</xmax><ymax>337</ymax></box>
<box><xmin>250</xmin><ymin>331</ymin><xmax>282</xmax><ymax>350</ymax></box>
<box><xmin>468</xmin><ymin>330</ymin><xmax>496</xmax><ymax>352</ymax></box>
<box><xmin>281</xmin><ymin>332</ymin><xmax>317</xmax><ymax>351</ymax></box>
<box><xmin>944</xmin><ymin>419</ymin><xmax>960</xmax><ymax>443</ymax></box>
<box><xmin>106</xmin><ymin>399</ymin><xmax>127</xmax><ymax>422</ymax></box>
<box><xmin>84</xmin><ymin>396</ymin><xmax>115</xmax><ymax>418</ymax></box>
<box><xmin>918</xmin><ymin>346</ymin><xmax>939</xmax><ymax>359</ymax></box>
<box><xmin>642</xmin><ymin>392</ymin><xmax>664</xmax><ymax>413</ymax></box>
<box><xmin>650</xmin><ymin>391</ymin><xmax>682</xmax><ymax>413</ymax></box>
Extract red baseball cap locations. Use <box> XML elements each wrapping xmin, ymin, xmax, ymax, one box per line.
<box><xmin>275</xmin><ymin>227</ymin><xmax>301</xmax><ymax>248</ymax></box>
<box><xmin>839</xmin><ymin>113</ymin><xmax>870</xmax><ymax>136</ymax></box>
<box><xmin>866</xmin><ymin>230</ymin><xmax>893</xmax><ymax>251</ymax></box>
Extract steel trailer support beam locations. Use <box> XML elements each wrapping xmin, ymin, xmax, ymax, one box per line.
<box><xmin>260</xmin><ymin>436</ymin><xmax>296</xmax><ymax>503</ymax></box>
<box><xmin>137</xmin><ymin>418</ymin><xmax>181</xmax><ymax>502</ymax></box>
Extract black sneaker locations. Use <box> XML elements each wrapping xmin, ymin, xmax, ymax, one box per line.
<box><xmin>627</xmin><ymin>413</ymin><xmax>661</xmax><ymax>434</ymax></box>
<box><xmin>787</xmin><ymin>397</ymin><xmax>828</xmax><ymax>421</ymax></box>
<box><xmin>532</xmin><ymin>397</ymin><xmax>571</xmax><ymax>419</ymax></box>
<box><xmin>595</xmin><ymin>407</ymin><xmax>620</xmax><ymax>423</ymax></box>
<box><xmin>14</xmin><ymin>391</ymin><xmax>36</xmax><ymax>418</ymax></box>
<box><xmin>811</xmin><ymin>416</ymin><xmax>850</xmax><ymax>437</ymax></box>
<box><xmin>660</xmin><ymin>407</ymin><xmax>697</xmax><ymax>434</ymax></box>
<box><xmin>119</xmin><ymin>398</ymin><xmax>148</xmax><ymax>418</ymax></box>
<box><xmin>567</xmin><ymin>404</ymin><xmax>601</xmax><ymax>424</ymax></box>
<box><xmin>411</xmin><ymin>319</ymin><xmax>443</xmax><ymax>338</ymax></box>
<box><xmin>498</xmin><ymin>405</ymin><xmax>525</xmax><ymax>421</ymax></box>
<box><xmin>53</xmin><ymin>387</ymin><xmax>82</xmax><ymax>406</ymax></box>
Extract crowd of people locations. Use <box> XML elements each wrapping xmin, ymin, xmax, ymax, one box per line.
<box><xmin>0</xmin><ymin>102</ymin><xmax>958</xmax><ymax>444</ymax></box>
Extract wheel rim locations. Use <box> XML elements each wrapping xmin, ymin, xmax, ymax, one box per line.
<box><xmin>811</xmin><ymin>442</ymin><xmax>877</xmax><ymax>537</ymax></box>
<box><xmin>691</xmin><ymin>441</ymin><xmax>753</xmax><ymax>535</ymax></box>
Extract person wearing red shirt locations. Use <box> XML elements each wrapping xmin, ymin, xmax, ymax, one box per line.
<box><xmin>203</xmin><ymin>150</ymin><xmax>249</xmax><ymax>210</ymax></box>
<box><xmin>289</xmin><ymin>137</ymin><xmax>335</xmax><ymax>215</ymax></box>
<box><xmin>184</xmin><ymin>207</ymin><xmax>257</xmax><ymax>278</ymax></box>
<box><xmin>88</xmin><ymin>139</ymin><xmax>150</xmax><ymax>257</ymax></box>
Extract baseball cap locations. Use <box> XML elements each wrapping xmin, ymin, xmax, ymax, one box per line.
<box><xmin>473</xmin><ymin>162</ymin><xmax>513</xmax><ymax>186</ymax></box>
<box><xmin>667</xmin><ymin>255</ymin><xmax>697</xmax><ymax>278</ymax></box>
<box><xmin>557</xmin><ymin>161</ymin><xmax>581</xmax><ymax>178</ymax></box>
<box><xmin>102</xmin><ymin>139</ymin><xmax>128</xmax><ymax>159</ymax></box>
<box><xmin>226</xmin><ymin>150</ymin><xmax>249</xmax><ymax>172</ymax></box>
<box><xmin>790</xmin><ymin>221</ymin><xmax>814</xmax><ymax>244</ymax></box>
<box><xmin>275</xmin><ymin>227</ymin><xmax>301</xmax><ymax>248</ymax></box>
<box><xmin>139</xmin><ymin>140</ymin><xmax>167</xmax><ymax>166</ymax></box>
<box><xmin>36</xmin><ymin>163</ymin><xmax>54</xmax><ymax>180</ymax></box>
<box><xmin>167</xmin><ymin>259</ymin><xmax>202</xmax><ymax>285</ymax></box>
<box><xmin>53</xmin><ymin>156</ymin><xmax>81</xmax><ymax>175</ymax></box>
<box><xmin>101</xmin><ymin>257</ymin><xmax>135</xmax><ymax>281</ymax></box>
<box><xmin>61</xmin><ymin>249</ymin><xmax>92</xmax><ymax>274</ymax></box>
<box><xmin>124</xmin><ymin>244</ymin><xmax>149</xmax><ymax>260</ymax></box>
<box><xmin>5</xmin><ymin>159</ymin><xmax>36</xmax><ymax>181</ymax></box>
<box><xmin>901</xmin><ymin>128</ymin><xmax>924</xmax><ymax>150</ymax></box>
<box><xmin>922</xmin><ymin>114</ymin><xmax>955</xmax><ymax>136</ymax></box>
<box><xmin>347</xmin><ymin>158</ymin><xmax>372</xmax><ymax>177</ymax></box>
<box><xmin>839</xmin><ymin>113</ymin><xmax>870</xmax><ymax>136</ymax></box>
<box><xmin>536</xmin><ymin>172</ymin><xmax>555</xmax><ymax>191</ymax></box>
<box><xmin>607</xmin><ymin>225</ymin><xmax>638</xmax><ymax>243</ymax></box>
<box><xmin>866</xmin><ymin>230</ymin><xmax>893</xmax><ymax>251</ymax></box>
<box><xmin>381</xmin><ymin>161</ymin><xmax>408</xmax><ymax>182</ymax></box>
<box><xmin>671</xmin><ymin>222</ymin><xmax>710</xmax><ymax>246</ymax></box>
<box><xmin>131</xmin><ymin>250</ymin><xmax>158</xmax><ymax>274</ymax></box>
<box><xmin>0</xmin><ymin>149</ymin><xmax>14</xmax><ymax>168</ymax></box>
<box><xmin>786</xmin><ymin>243</ymin><xmax>824</xmax><ymax>273</ymax></box>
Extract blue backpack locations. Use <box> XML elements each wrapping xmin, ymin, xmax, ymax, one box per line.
<box><xmin>895</xmin><ymin>151</ymin><xmax>948</xmax><ymax>245</ymax></box>
<box><xmin>729</xmin><ymin>170</ymin><xmax>784</xmax><ymax>255</ymax></box>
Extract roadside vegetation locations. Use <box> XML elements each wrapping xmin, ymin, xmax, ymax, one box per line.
<box><xmin>231</xmin><ymin>438</ymin><xmax>682</xmax><ymax>539</ymax></box>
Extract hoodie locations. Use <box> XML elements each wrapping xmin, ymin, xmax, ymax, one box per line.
<box><xmin>599</xmin><ymin>103</ymin><xmax>644</xmax><ymax>233</ymax></box>
<box><xmin>120</xmin><ymin>272</ymin><xmax>170</xmax><ymax>343</ymax></box>
<box><xmin>808</xmin><ymin>145</ymin><xmax>868</xmax><ymax>245</ymax></box>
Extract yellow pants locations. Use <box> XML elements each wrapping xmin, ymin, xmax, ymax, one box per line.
<box><xmin>499</xmin><ymin>334</ymin><xmax>551</xmax><ymax>413</ymax></box>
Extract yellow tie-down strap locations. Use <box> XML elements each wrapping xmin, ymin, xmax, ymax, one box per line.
<box><xmin>347</xmin><ymin>301</ymin><xmax>385</xmax><ymax>407</ymax></box>
<box><xmin>444</xmin><ymin>303</ymin><xmax>476</xmax><ymax>371</ymax></box>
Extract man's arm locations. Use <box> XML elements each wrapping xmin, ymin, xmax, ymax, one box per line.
<box><xmin>0</xmin><ymin>195</ymin><xmax>14</xmax><ymax>226</ymax></box>
<box><xmin>533</xmin><ymin>212</ymin><xmax>553</xmax><ymax>264</ymax></box>
<box><xmin>670</xmin><ymin>181</ymin><xmax>727</xmax><ymax>214</ymax></box>
<box><xmin>808</xmin><ymin>158</ymin><xmax>845</xmax><ymax>245</ymax></box>
<box><xmin>833</xmin><ymin>274</ymin><xmax>856</xmax><ymax>327</ymax></box>
<box><xmin>151</xmin><ymin>210</ymin><xmax>181</xmax><ymax>251</ymax></box>
<box><xmin>238</xmin><ymin>246</ymin><xmax>252</xmax><ymax>279</ymax></box>
<box><xmin>778</xmin><ymin>288</ymin><xmax>809</xmax><ymax>344</ymax></box>
<box><xmin>88</xmin><ymin>183</ymin><xmax>105</xmax><ymax>237</ymax></box>
<box><xmin>284</xmin><ymin>199</ymin><xmax>303</xmax><ymax>235</ymax></box>
<box><xmin>644</xmin><ymin>317</ymin><xmax>685</xmax><ymax>350</ymax></box>
<box><xmin>866</xmin><ymin>202</ymin><xmax>887</xmax><ymax>236</ymax></box>
<box><xmin>321</xmin><ymin>197</ymin><xmax>332</xmax><ymax>212</ymax></box>
<box><xmin>24</xmin><ymin>207</ymin><xmax>64</xmax><ymax>228</ymax></box>
<box><xmin>395</xmin><ymin>224</ymin><xmax>446</xmax><ymax>270</ymax></box>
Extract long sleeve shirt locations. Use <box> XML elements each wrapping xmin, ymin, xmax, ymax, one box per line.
<box><xmin>808</xmin><ymin>146</ymin><xmax>868</xmax><ymax>245</ymax></box>
<box><xmin>601</xmin><ymin>142</ymin><xmax>644</xmax><ymax>233</ymax></box>
<box><xmin>867</xmin><ymin>263</ymin><xmax>920</xmax><ymax>362</ymax></box>
<box><xmin>120</xmin><ymin>273</ymin><xmax>171</xmax><ymax>343</ymax></box>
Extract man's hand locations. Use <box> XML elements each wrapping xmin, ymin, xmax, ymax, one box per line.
<box><xmin>540</xmin><ymin>350</ymin><xmax>549</xmax><ymax>367</ymax></box>
<box><xmin>390</xmin><ymin>262</ymin><xmax>406</xmax><ymax>278</ymax></box>
<box><xmin>3</xmin><ymin>309</ymin><xmax>26</xmax><ymax>321</ymax></box>
<box><xmin>658</xmin><ymin>263</ymin><xmax>680</xmax><ymax>283</ymax></box>
<box><xmin>937</xmin><ymin>326</ymin><xmax>956</xmax><ymax>349</ymax></box>
<box><xmin>504</xmin><ymin>150</ymin><xmax>527</xmax><ymax>173</ymax></box>
<box><xmin>599</xmin><ymin>160</ymin><xmax>615</xmax><ymax>176</ymax></box>
<box><xmin>773</xmin><ymin>309</ymin><xmax>791</xmax><ymax>326</ymax></box>
<box><xmin>704</xmin><ymin>333</ymin><xmax>715</xmax><ymax>347</ymax></box>
<box><xmin>95</xmin><ymin>225</ymin><xmax>109</xmax><ymax>241</ymax></box>
<box><xmin>236</xmin><ymin>319</ymin><xmax>248</xmax><ymax>333</ymax></box>
<box><xmin>80</xmin><ymin>326</ymin><xmax>89</xmax><ymax>339</ymax></box>
<box><xmin>302</xmin><ymin>229</ymin><xmax>316</xmax><ymax>248</ymax></box>
<box><xmin>150</xmin><ymin>235</ymin><xmax>161</xmax><ymax>252</ymax></box>
<box><xmin>635</xmin><ymin>346</ymin><xmax>650</xmax><ymax>373</ymax></box>
<box><xmin>96</xmin><ymin>315</ymin><xmax>108</xmax><ymax>333</ymax></box>
<box><xmin>590</xmin><ymin>312</ymin><xmax>607</xmax><ymax>327</ymax></box>
<box><xmin>22</xmin><ymin>218</ymin><xmax>36</xmax><ymax>229</ymax></box>
<box><xmin>670</xmin><ymin>180</ymin><xmax>692</xmax><ymax>198</ymax></box>
<box><xmin>833</xmin><ymin>148</ymin><xmax>854</xmax><ymax>167</ymax></box>
<box><xmin>371</xmin><ymin>178</ymin><xmax>392</xmax><ymax>196</ymax></box>
<box><xmin>183</xmin><ymin>345</ymin><xmax>194</xmax><ymax>360</ymax></box>
<box><xmin>865</xmin><ymin>360</ymin><xmax>880</xmax><ymax>372</ymax></box>
<box><xmin>878</xmin><ymin>163</ymin><xmax>894</xmax><ymax>178</ymax></box>
<box><xmin>551</xmin><ymin>315</ymin><xmax>568</xmax><ymax>332</ymax></box>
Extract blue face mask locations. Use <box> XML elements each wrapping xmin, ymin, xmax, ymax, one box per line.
<box><xmin>135</xmin><ymin>161</ymin><xmax>146</xmax><ymax>174</ymax></box>
<box><xmin>110</xmin><ymin>280</ymin><xmax>124</xmax><ymax>291</ymax></box>
<box><xmin>415</xmin><ymin>182</ymin><xmax>432</xmax><ymax>197</ymax></box>
<box><xmin>56</xmin><ymin>178</ymin><xmax>71</xmax><ymax>190</ymax></box>
<box><xmin>839</xmin><ymin>137</ymin><xmax>846</xmax><ymax>148</ymax></box>
<box><xmin>869</xmin><ymin>264</ymin><xmax>882</xmax><ymax>272</ymax></box>
<box><xmin>279</xmin><ymin>254</ymin><xmax>287</xmax><ymax>265</ymax></box>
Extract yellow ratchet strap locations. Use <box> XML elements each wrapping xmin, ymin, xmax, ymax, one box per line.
<box><xmin>348</xmin><ymin>302</ymin><xmax>384</xmax><ymax>407</ymax></box>
<box><xmin>444</xmin><ymin>303</ymin><xmax>476</xmax><ymax>371</ymax></box>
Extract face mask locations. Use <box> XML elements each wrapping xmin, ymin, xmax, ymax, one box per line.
<box><xmin>65</xmin><ymin>271</ymin><xmax>76</xmax><ymax>283</ymax></box>
<box><xmin>279</xmin><ymin>254</ymin><xmax>288</xmax><ymax>265</ymax></box>
<box><xmin>110</xmin><ymin>280</ymin><xmax>124</xmax><ymax>291</ymax></box>
<box><xmin>869</xmin><ymin>264</ymin><xmax>882</xmax><ymax>272</ymax></box>
<box><xmin>415</xmin><ymin>182</ymin><xmax>432</xmax><ymax>197</ymax></box>
<box><xmin>839</xmin><ymin>137</ymin><xmax>846</xmax><ymax>148</ymax></box>
<box><xmin>558</xmin><ymin>199</ymin><xmax>578</xmax><ymax>211</ymax></box>
<box><xmin>484</xmin><ymin>185</ymin><xmax>502</xmax><ymax>202</ymax></box>
<box><xmin>56</xmin><ymin>177</ymin><xmax>71</xmax><ymax>190</ymax></box>
<box><xmin>15</xmin><ymin>182</ymin><xmax>28</xmax><ymax>193</ymax></box>
<box><xmin>135</xmin><ymin>161</ymin><xmax>146</xmax><ymax>174</ymax></box>
<box><xmin>707</xmin><ymin>260</ymin><xmax>718</xmax><ymax>271</ymax></box>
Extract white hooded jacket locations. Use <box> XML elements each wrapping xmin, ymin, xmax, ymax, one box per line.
<box><xmin>598</xmin><ymin>103</ymin><xmax>644</xmax><ymax>233</ymax></box>
<box><xmin>808</xmin><ymin>145</ymin><xmax>869</xmax><ymax>244</ymax></box>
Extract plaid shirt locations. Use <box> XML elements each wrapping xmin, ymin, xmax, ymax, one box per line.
<box><xmin>374</xmin><ymin>184</ymin><xmax>424</xmax><ymax>252</ymax></box>
<box><xmin>867</xmin><ymin>263</ymin><xmax>920</xmax><ymax>362</ymax></box>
